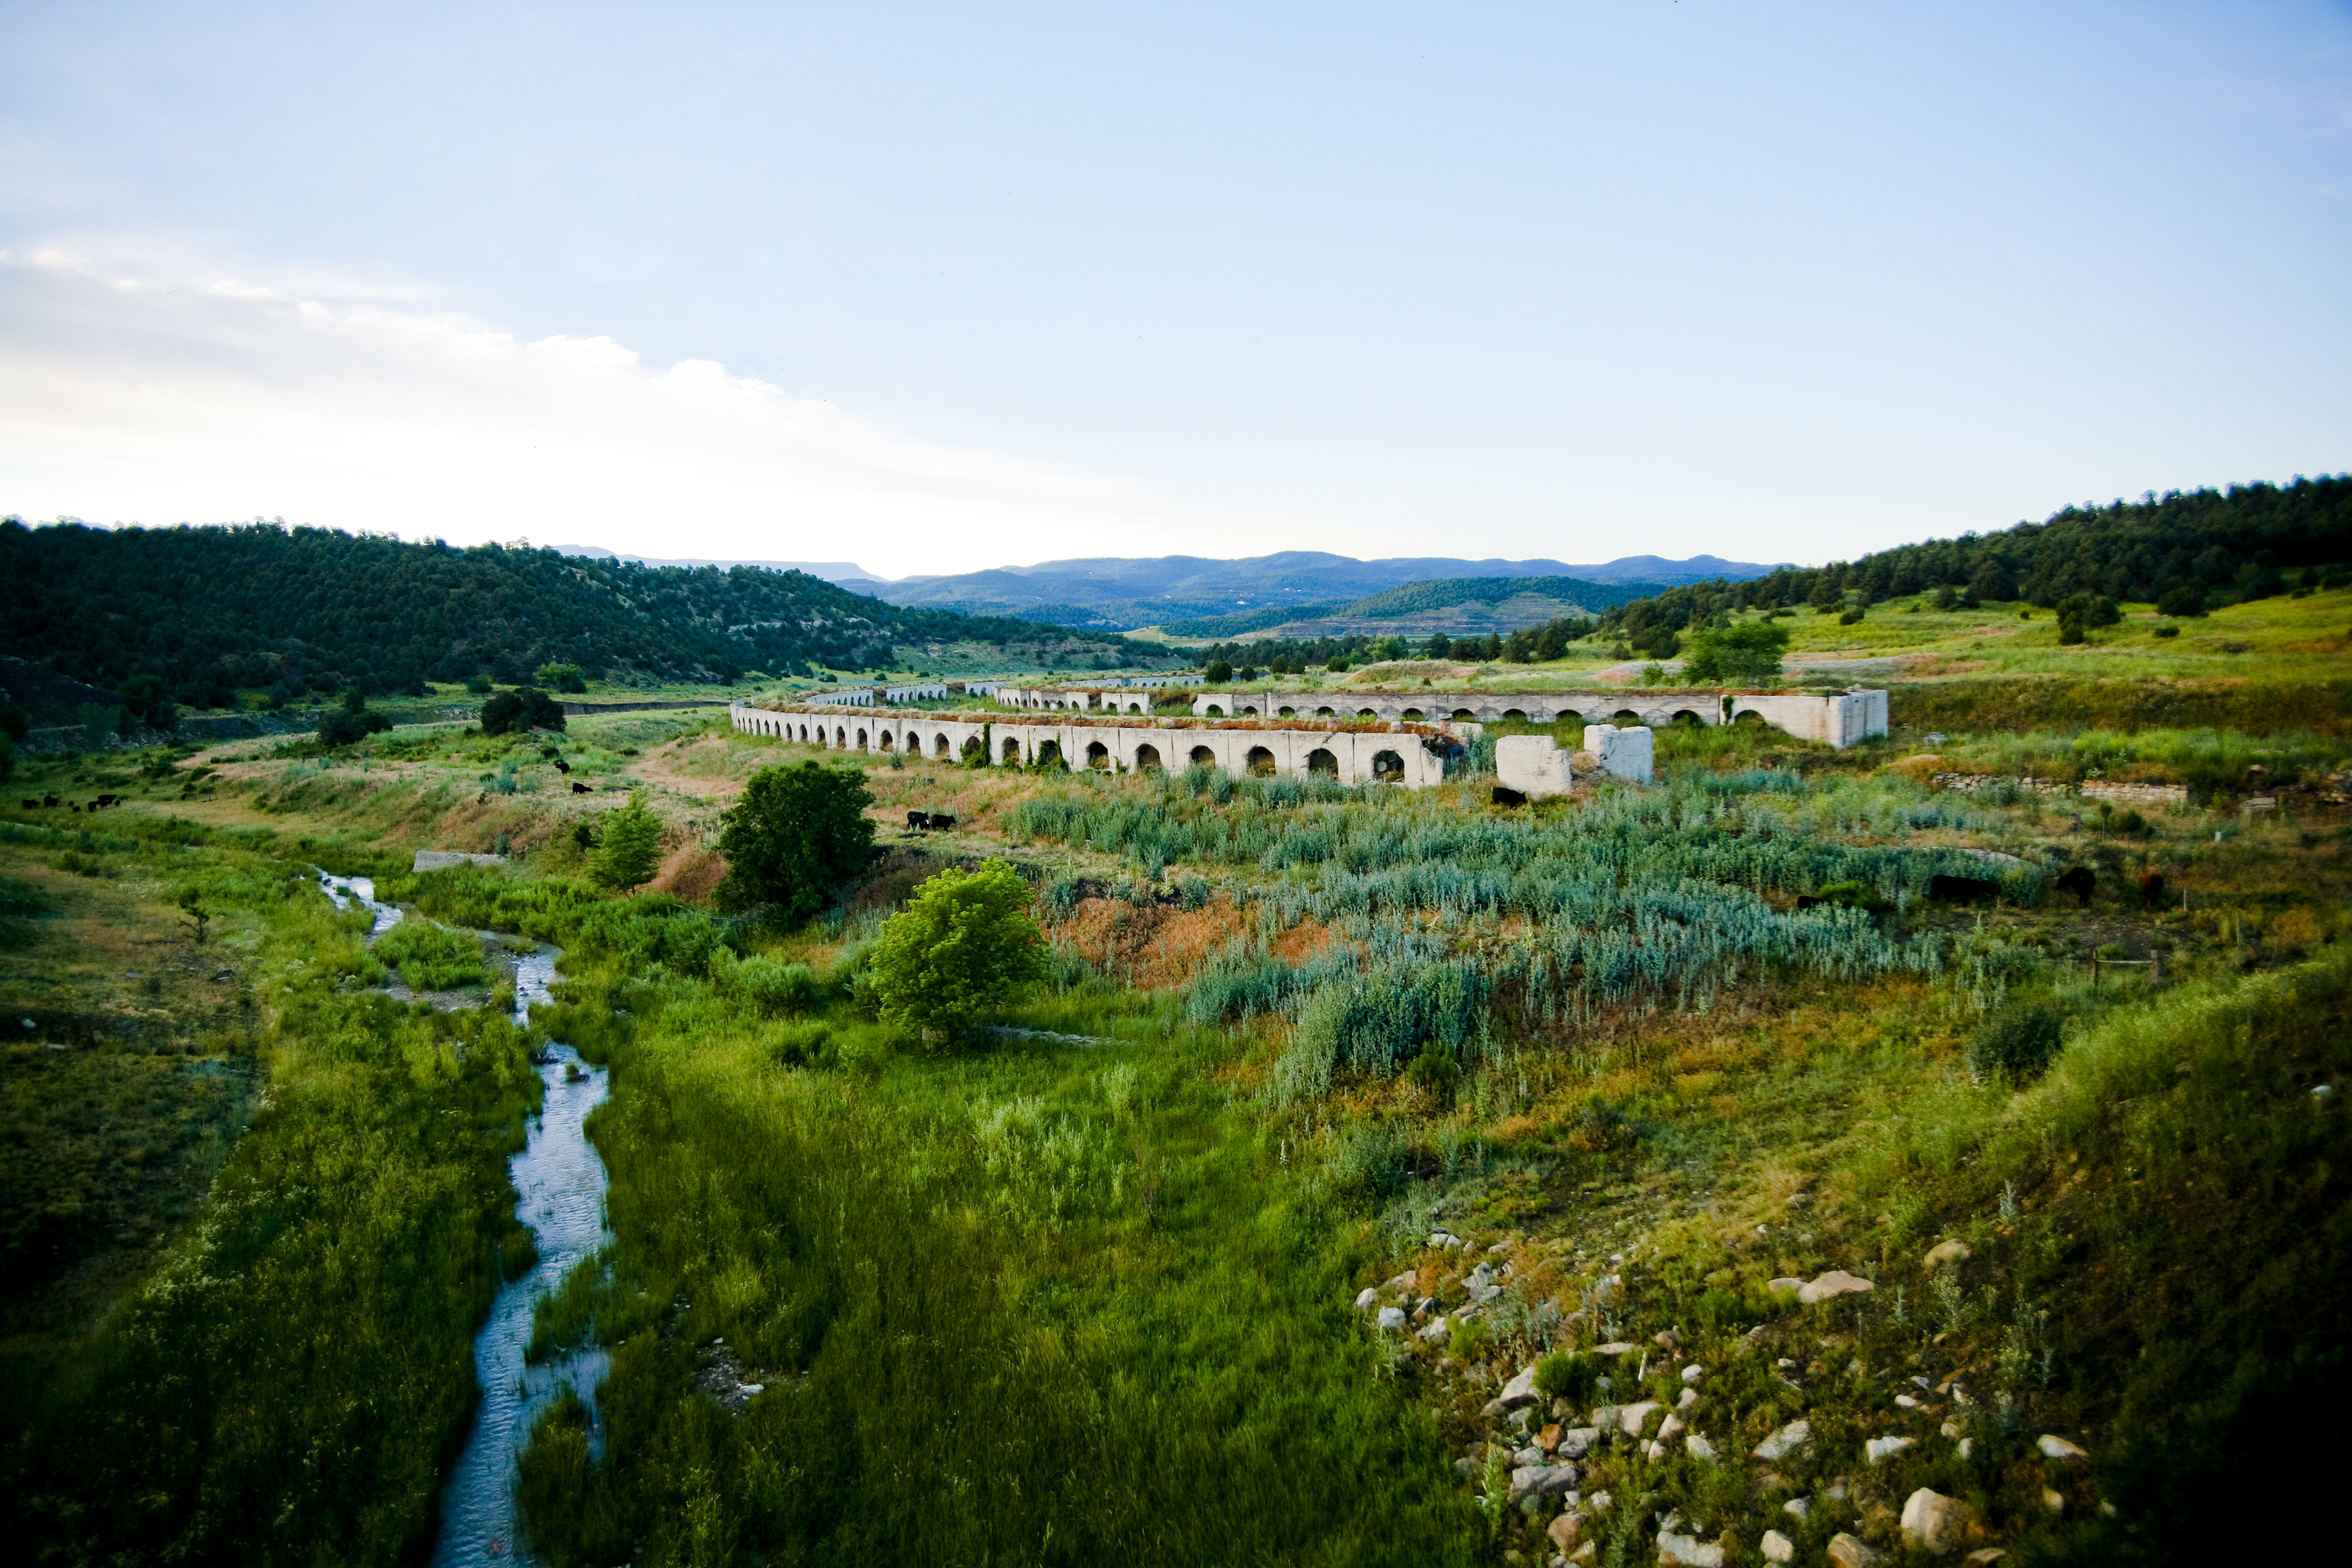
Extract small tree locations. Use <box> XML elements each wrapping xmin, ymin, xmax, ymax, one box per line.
<box><xmin>714</xmin><ymin>762</ymin><xmax>876</xmax><ymax>920</ymax></box>
<box><xmin>178</xmin><ymin>887</ymin><xmax>211</xmax><ymax>944</ymax></box>
<box><xmin>116</xmin><ymin>675</ymin><xmax>175</xmax><ymax>733</ymax></box>
<box><xmin>481</xmin><ymin>686</ymin><xmax>567</xmax><ymax>735</ymax></box>
<box><xmin>869</xmin><ymin>860</ymin><xmax>1048</xmax><ymax>1041</ymax></box>
<box><xmin>535</xmin><ymin>662</ymin><xmax>589</xmax><ymax>693</ymax></box>
<box><xmin>1204</xmin><ymin>658</ymin><xmax>1234</xmax><ymax>684</ymax></box>
<box><xmin>1680</xmin><ymin>620</ymin><xmax>1790</xmax><ymax>686</ymax></box>
<box><xmin>591</xmin><ymin>790</ymin><xmax>664</xmax><ymax>893</ymax></box>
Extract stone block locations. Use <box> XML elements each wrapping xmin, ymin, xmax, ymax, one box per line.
<box><xmin>1496</xmin><ymin>736</ymin><xmax>1573</xmax><ymax>799</ymax></box>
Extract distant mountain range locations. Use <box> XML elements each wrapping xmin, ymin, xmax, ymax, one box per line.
<box><xmin>551</xmin><ymin>546</ymin><xmax>1780</xmax><ymax>629</ymax></box>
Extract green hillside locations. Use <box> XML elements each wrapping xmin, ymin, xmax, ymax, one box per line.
<box><xmin>0</xmin><ymin>519</ymin><xmax>1152</xmax><ymax>714</ymax></box>
<box><xmin>1159</xmin><ymin>575</ymin><xmax>1655</xmax><ymax>639</ymax></box>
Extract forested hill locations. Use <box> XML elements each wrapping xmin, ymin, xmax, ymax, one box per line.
<box><xmin>1596</xmin><ymin>476</ymin><xmax>2352</xmax><ymax>644</ymax></box>
<box><xmin>0</xmin><ymin>520</ymin><xmax>1142</xmax><ymax>704</ymax></box>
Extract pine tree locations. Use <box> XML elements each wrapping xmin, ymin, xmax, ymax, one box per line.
<box><xmin>591</xmin><ymin>790</ymin><xmax>664</xmax><ymax>893</ymax></box>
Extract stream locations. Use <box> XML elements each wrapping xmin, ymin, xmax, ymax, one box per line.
<box><xmin>317</xmin><ymin>871</ymin><xmax>615</xmax><ymax>1567</ymax></box>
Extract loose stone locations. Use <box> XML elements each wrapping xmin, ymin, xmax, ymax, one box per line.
<box><xmin>1754</xmin><ymin>1419</ymin><xmax>1813</xmax><ymax>1462</ymax></box>
<box><xmin>1866</xmin><ymin>1435</ymin><xmax>1916</xmax><ymax>1465</ymax></box>
<box><xmin>1798</xmin><ymin>1269</ymin><xmax>1875</xmax><ymax>1304</ymax></box>
<box><xmin>2036</xmin><ymin>1434</ymin><xmax>2089</xmax><ymax>1464</ymax></box>
<box><xmin>1376</xmin><ymin>1306</ymin><xmax>1406</xmax><ymax>1331</ymax></box>
<box><xmin>1924</xmin><ymin>1240</ymin><xmax>1971</xmax><ymax>1269</ymax></box>
<box><xmin>1901</xmin><ymin>1487</ymin><xmax>1978</xmax><ymax>1555</ymax></box>
<box><xmin>1828</xmin><ymin>1532</ymin><xmax>1882</xmax><ymax>1568</ymax></box>
<box><xmin>1760</xmin><ymin>1527</ymin><xmax>1795</xmax><ymax>1563</ymax></box>
<box><xmin>1355</xmin><ymin>1287</ymin><xmax>1379</xmax><ymax>1310</ymax></box>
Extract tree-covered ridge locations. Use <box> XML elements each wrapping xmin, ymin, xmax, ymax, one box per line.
<box><xmin>0</xmin><ymin>519</ymin><xmax>1145</xmax><ymax>703</ymax></box>
<box><xmin>1596</xmin><ymin>475</ymin><xmax>2352</xmax><ymax>644</ymax></box>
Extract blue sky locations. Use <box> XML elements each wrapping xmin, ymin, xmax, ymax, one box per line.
<box><xmin>2</xmin><ymin>1</ymin><xmax>2347</xmax><ymax>577</ymax></box>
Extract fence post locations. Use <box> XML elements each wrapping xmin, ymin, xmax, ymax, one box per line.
<box><xmin>2091</xmin><ymin>956</ymin><xmax>2099</xmax><ymax>991</ymax></box>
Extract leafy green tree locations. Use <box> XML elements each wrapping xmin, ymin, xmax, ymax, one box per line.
<box><xmin>1204</xmin><ymin>658</ymin><xmax>1234</xmax><ymax>684</ymax></box>
<box><xmin>318</xmin><ymin>685</ymin><xmax>393</xmax><ymax>746</ymax></box>
<box><xmin>590</xmin><ymin>790</ymin><xmax>665</xmax><ymax>893</ymax></box>
<box><xmin>116</xmin><ymin>674</ymin><xmax>175</xmax><ymax>732</ymax></box>
<box><xmin>714</xmin><ymin>762</ymin><xmax>876</xmax><ymax>920</ymax></box>
<box><xmin>1680</xmin><ymin>620</ymin><xmax>1791</xmax><ymax>686</ymax></box>
<box><xmin>535</xmin><ymin>662</ymin><xmax>589</xmax><ymax>693</ymax></box>
<box><xmin>2056</xmin><ymin>593</ymin><xmax>2121</xmax><ymax>645</ymax></box>
<box><xmin>1423</xmin><ymin>632</ymin><xmax>1452</xmax><ymax>660</ymax></box>
<box><xmin>868</xmin><ymin>859</ymin><xmax>1048</xmax><ymax>1040</ymax></box>
<box><xmin>479</xmin><ymin>686</ymin><xmax>566</xmax><ymax>735</ymax></box>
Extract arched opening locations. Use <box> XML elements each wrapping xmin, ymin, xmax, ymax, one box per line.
<box><xmin>857</xmin><ymin>728</ymin><xmax>869</xmax><ymax>747</ymax></box>
<box><xmin>1246</xmin><ymin>746</ymin><xmax>1277</xmax><ymax>776</ymax></box>
<box><xmin>1035</xmin><ymin>740</ymin><xmax>1063</xmax><ymax>769</ymax></box>
<box><xmin>1671</xmin><ymin>710</ymin><xmax>1705</xmax><ymax>728</ymax></box>
<box><xmin>1240</xmin><ymin>705</ymin><xmax>1259</xmax><ymax>717</ymax></box>
<box><xmin>799</xmin><ymin>724</ymin><xmax>809</xmax><ymax>742</ymax></box>
<box><xmin>1317</xmin><ymin>706</ymin><xmax>1336</xmax><ymax>717</ymax></box>
<box><xmin>1357</xmin><ymin>708</ymin><xmax>1378</xmax><ymax>720</ymax></box>
<box><xmin>1503</xmin><ymin>708</ymin><xmax>1527</xmax><ymax>722</ymax></box>
<box><xmin>1128</xmin><ymin>701</ymin><xmax>1144</xmax><ymax>714</ymax></box>
<box><xmin>963</xmin><ymin>735</ymin><xmax>987</xmax><ymax>762</ymax></box>
<box><xmin>1400</xmin><ymin>708</ymin><xmax>1424</xmax><ymax>722</ymax></box>
<box><xmin>1371</xmin><ymin>750</ymin><xmax>1405</xmax><ymax>782</ymax></box>
<box><xmin>1612</xmin><ymin>710</ymin><xmax>1642</xmax><ymax>724</ymax></box>
<box><xmin>1134</xmin><ymin>743</ymin><xmax>1163</xmax><ymax>772</ymax></box>
<box><xmin>1450</xmin><ymin>708</ymin><xmax>1476</xmax><ymax>720</ymax></box>
<box><xmin>878</xmin><ymin>730</ymin><xmax>895</xmax><ymax>751</ymax></box>
<box><xmin>1734</xmin><ymin>710</ymin><xmax>1767</xmax><ymax>727</ymax></box>
<box><xmin>1085</xmin><ymin>740</ymin><xmax>1111</xmax><ymax>769</ymax></box>
<box><xmin>1189</xmin><ymin>745</ymin><xmax>1217</xmax><ymax>768</ymax></box>
<box><xmin>1204</xmin><ymin>704</ymin><xmax>1226</xmax><ymax>717</ymax></box>
<box><xmin>1002</xmin><ymin>737</ymin><xmax>1024</xmax><ymax>763</ymax></box>
<box><xmin>1306</xmin><ymin>747</ymin><xmax>1338</xmax><ymax>776</ymax></box>
<box><xmin>1278</xmin><ymin>706</ymin><xmax>1296</xmax><ymax>717</ymax></box>
<box><xmin>935</xmin><ymin>734</ymin><xmax>952</xmax><ymax>757</ymax></box>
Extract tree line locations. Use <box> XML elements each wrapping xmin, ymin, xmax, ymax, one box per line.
<box><xmin>0</xmin><ymin>519</ymin><xmax>1150</xmax><ymax>714</ymax></box>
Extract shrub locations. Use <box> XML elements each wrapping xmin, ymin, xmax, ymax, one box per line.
<box><xmin>714</xmin><ymin>763</ymin><xmax>876</xmax><ymax>920</ymax></box>
<box><xmin>767</xmin><ymin>1018</ymin><xmax>835</xmax><ymax>1067</ymax></box>
<box><xmin>589</xmin><ymin>791</ymin><xmax>663</xmax><ymax>892</ymax></box>
<box><xmin>2158</xmin><ymin>585</ymin><xmax>2207</xmax><ymax>617</ymax></box>
<box><xmin>1838</xmin><ymin>605</ymin><xmax>1866</xmax><ymax>626</ymax></box>
<box><xmin>1204</xmin><ymin>659</ymin><xmax>1234</xmax><ymax>684</ymax></box>
<box><xmin>534</xmin><ymin>662</ymin><xmax>589</xmax><ymax>693</ymax></box>
<box><xmin>868</xmin><ymin>859</ymin><xmax>1049</xmax><ymax>1039</ymax></box>
<box><xmin>1966</xmin><ymin>1001</ymin><xmax>2065</xmax><ymax>1083</ymax></box>
<box><xmin>1534</xmin><ymin>1351</ymin><xmax>1599</xmax><ymax>1404</ymax></box>
<box><xmin>711</xmin><ymin>949</ymin><xmax>823</xmax><ymax>1014</ymax></box>
<box><xmin>373</xmin><ymin>918</ymin><xmax>488</xmax><ymax>991</ymax></box>
<box><xmin>1404</xmin><ymin>1042</ymin><xmax>1462</xmax><ymax>1106</ymax></box>
<box><xmin>2154</xmin><ymin>624</ymin><xmax>2180</xmax><ymax>639</ymax></box>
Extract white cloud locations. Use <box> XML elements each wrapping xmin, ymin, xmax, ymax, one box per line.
<box><xmin>0</xmin><ymin>250</ymin><xmax>1311</xmax><ymax>577</ymax></box>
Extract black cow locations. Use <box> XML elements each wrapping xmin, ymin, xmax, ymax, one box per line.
<box><xmin>94</xmin><ymin>794</ymin><xmax>119</xmax><ymax>807</ymax></box>
<box><xmin>2055</xmin><ymin>867</ymin><xmax>2096</xmax><ymax>907</ymax></box>
<box><xmin>18</xmin><ymin>800</ymin><xmax>35</xmax><ymax>810</ymax></box>
<box><xmin>571</xmin><ymin>781</ymin><xmax>592</xmax><ymax>794</ymax></box>
<box><xmin>554</xmin><ymin>759</ymin><xmax>571</xmax><ymax>773</ymax></box>
<box><xmin>2138</xmin><ymin>871</ymin><xmax>2166</xmax><ymax>909</ymax></box>
<box><xmin>1929</xmin><ymin>874</ymin><xmax>1998</xmax><ymax>904</ymax></box>
<box><xmin>1491</xmin><ymin>785</ymin><xmax>1527</xmax><ymax>808</ymax></box>
<box><xmin>907</xmin><ymin>810</ymin><xmax>928</xmax><ymax>829</ymax></box>
<box><xmin>927</xmin><ymin>814</ymin><xmax>956</xmax><ymax>831</ymax></box>
<box><xmin>42</xmin><ymin>795</ymin><xmax>58</xmax><ymax>808</ymax></box>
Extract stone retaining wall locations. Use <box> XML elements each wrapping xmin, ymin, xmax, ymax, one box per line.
<box><xmin>1187</xmin><ymin>688</ymin><xmax>1889</xmax><ymax>748</ymax></box>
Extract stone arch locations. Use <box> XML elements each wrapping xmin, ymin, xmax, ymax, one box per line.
<box><xmin>1357</xmin><ymin>708</ymin><xmax>1377</xmax><ymax>720</ymax></box>
<box><xmin>1278</xmin><ymin>706</ymin><xmax>1297</xmax><ymax>717</ymax></box>
<box><xmin>1371</xmin><ymin>750</ymin><xmax>1405</xmax><ymax>782</ymax></box>
<box><xmin>1503</xmin><ymin>708</ymin><xmax>1527</xmax><ymax>722</ymax></box>
<box><xmin>1205</xmin><ymin>704</ymin><xmax>1226</xmax><ymax>717</ymax></box>
<box><xmin>1612</xmin><ymin>710</ymin><xmax>1642</xmax><ymax>724</ymax></box>
<box><xmin>878</xmin><ymin>730</ymin><xmax>895</xmax><ymax>751</ymax></box>
<box><xmin>1400</xmin><ymin>708</ymin><xmax>1425</xmax><ymax>722</ymax></box>
<box><xmin>1306</xmin><ymin>747</ymin><xmax>1338</xmax><ymax>776</ymax></box>
<box><xmin>1034</xmin><ymin>740</ymin><xmax>1063</xmax><ymax>769</ymax></box>
<box><xmin>963</xmin><ymin>735</ymin><xmax>988</xmax><ymax>762</ymax></box>
<box><xmin>1317</xmin><ymin>706</ymin><xmax>1336</xmax><ymax>717</ymax></box>
<box><xmin>1245</xmin><ymin>746</ymin><xmax>1277</xmax><ymax>776</ymax></box>
<box><xmin>1450</xmin><ymin>707</ymin><xmax>1476</xmax><ymax>720</ymax></box>
<box><xmin>799</xmin><ymin>724</ymin><xmax>809</xmax><ymax>742</ymax></box>
<box><xmin>1734</xmin><ymin>710</ymin><xmax>1768</xmax><ymax>727</ymax></box>
<box><xmin>1188</xmin><ymin>745</ymin><xmax>1217</xmax><ymax>768</ymax></box>
<box><xmin>857</xmin><ymin>727</ymin><xmax>870</xmax><ymax>747</ymax></box>
<box><xmin>1002</xmin><ymin>736</ymin><xmax>1024</xmax><ymax>763</ymax></box>
<box><xmin>1085</xmin><ymin>740</ymin><xmax>1111</xmax><ymax>769</ymax></box>
<box><xmin>1134</xmin><ymin>743</ymin><xmax>1163</xmax><ymax>772</ymax></box>
<box><xmin>1671</xmin><ymin>709</ymin><xmax>1706</xmax><ymax>727</ymax></box>
<box><xmin>935</xmin><ymin>734</ymin><xmax>953</xmax><ymax>758</ymax></box>
<box><xmin>1240</xmin><ymin>705</ymin><xmax>1259</xmax><ymax>717</ymax></box>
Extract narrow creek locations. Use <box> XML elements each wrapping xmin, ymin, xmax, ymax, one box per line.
<box><xmin>317</xmin><ymin>871</ymin><xmax>615</xmax><ymax>1567</ymax></box>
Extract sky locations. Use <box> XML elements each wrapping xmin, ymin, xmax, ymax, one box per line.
<box><xmin>2</xmin><ymin>1</ymin><xmax>2347</xmax><ymax>580</ymax></box>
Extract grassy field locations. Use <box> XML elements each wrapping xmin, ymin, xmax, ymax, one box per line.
<box><xmin>1</xmin><ymin>646</ymin><xmax>2346</xmax><ymax>1564</ymax></box>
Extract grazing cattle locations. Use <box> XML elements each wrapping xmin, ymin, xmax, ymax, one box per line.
<box><xmin>18</xmin><ymin>800</ymin><xmax>35</xmax><ymax>810</ymax></box>
<box><xmin>95</xmin><ymin>795</ymin><xmax>119</xmax><ymax>807</ymax></box>
<box><xmin>554</xmin><ymin>759</ymin><xmax>571</xmax><ymax>773</ymax></box>
<box><xmin>42</xmin><ymin>795</ymin><xmax>58</xmax><ymax>808</ymax></box>
<box><xmin>907</xmin><ymin>810</ymin><xmax>929</xmax><ymax>829</ymax></box>
<box><xmin>1929</xmin><ymin>874</ymin><xmax>1999</xmax><ymax>904</ymax></box>
<box><xmin>2138</xmin><ymin>871</ymin><xmax>2166</xmax><ymax>908</ymax></box>
<box><xmin>2055</xmin><ymin>866</ymin><xmax>2096</xmax><ymax>906</ymax></box>
<box><xmin>1796</xmin><ymin>893</ymin><xmax>1821</xmax><ymax>910</ymax></box>
<box><xmin>926</xmin><ymin>813</ymin><xmax>956</xmax><ymax>831</ymax></box>
<box><xmin>570</xmin><ymin>781</ymin><xmax>592</xmax><ymax>794</ymax></box>
<box><xmin>1491</xmin><ymin>785</ymin><xmax>1527</xmax><ymax>808</ymax></box>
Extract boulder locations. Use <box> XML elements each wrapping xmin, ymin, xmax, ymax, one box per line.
<box><xmin>1677</xmin><ymin>1386</ymin><xmax>1700</xmax><ymax>1411</ymax></box>
<box><xmin>1657</xmin><ymin>1528</ymin><xmax>1726</xmax><ymax>1567</ymax></box>
<box><xmin>1924</xmin><ymin>1240</ymin><xmax>1971</xmax><ymax>1269</ymax></box>
<box><xmin>1753</xmin><ymin>1419</ymin><xmax>1813</xmax><ymax>1462</ymax></box>
<box><xmin>1387</xmin><ymin>1269</ymin><xmax>1419</xmax><ymax>1290</ymax></box>
<box><xmin>1417</xmin><ymin>1315</ymin><xmax>1450</xmax><ymax>1342</ymax></box>
<box><xmin>1355</xmin><ymin>1287</ymin><xmax>1379</xmax><ymax>1310</ymax></box>
<box><xmin>1799</xmin><ymin>1270</ymin><xmax>1875</xmax><ymax>1305</ymax></box>
<box><xmin>1547</xmin><ymin>1511</ymin><xmax>1586</xmax><ymax>1554</ymax></box>
<box><xmin>2036</xmin><ymin>1434</ymin><xmax>2089</xmax><ymax>1465</ymax></box>
<box><xmin>1866</xmin><ymin>1435</ymin><xmax>1916</xmax><ymax>1465</ymax></box>
<box><xmin>1685</xmin><ymin>1432</ymin><xmax>1718</xmax><ymax>1462</ymax></box>
<box><xmin>1767</xmin><ymin>1276</ymin><xmax>1805</xmax><ymax>1295</ymax></box>
<box><xmin>1901</xmin><ymin>1488</ymin><xmax>1978</xmax><ymax>1555</ymax></box>
<box><xmin>1615</xmin><ymin>1400</ymin><xmax>1661</xmax><ymax>1436</ymax></box>
<box><xmin>1783</xmin><ymin>1498</ymin><xmax>1811</xmax><ymax>1519</ymax></box>
<box><xmin>1658</xmin><ymin>1413</ymin><xmax>1686</xmax><ymax>1442</ymax></box>
<box><xmin>1828</xmin><ymin>1533</ymin><xmax>1882</xmax><ymax>1568</ymax></box>
<box><xmin>1508</xmin><ymin>1463</ymin><xmax>1579</xmax><ymax>1500</ymax></box>
<box><xmin>1497</xmin><ymin>1364</ymin><xmax>1542</xmax><ymax>1408</ymax></box>
<box><xmin>1554</xmin><ymin>1426</ymin><xmax>1603</xmax><ymax>1459</ymax></box>
<box><xmin>1376</xmin><ymin>1306</ymin><xmax>1406</xmax><ymax>1331</ymax></box>
<box><xmin>1596</xmin><ymin>1340</ymin><xmax>1636</xmax><ymax>1354</ymax></box>
<box><xmin>1760</xmin><ymin>1528</ymin><xmax>1795</xmax><ymax>1564</ymax></box>
<box><xmin>1681</xmin><ymin>1362</ymin><xmax>1704</xmax><ymax>1382</ymax></box>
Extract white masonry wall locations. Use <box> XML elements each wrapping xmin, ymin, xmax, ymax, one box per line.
<box><xmin>1582</xmin><ymin>724</ymin><xmax>1656</xmax><ymax>782</ymax></box>
<box><xmin>1494</xmin><ymin>736</ymin><xmax>1574</xmax><ymax>798</ymax></box>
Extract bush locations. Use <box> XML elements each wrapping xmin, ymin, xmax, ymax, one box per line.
<box><xmin>2158</xmin><ymin>585</ymin><xmax>2207</xmax><ymax>617</ymax></box>
<box><xmin>711</xmin><ymin>949</ymin><xmax>823</xmax><ymax>1014</ymax></box>
<box><xmin>1966</xmin><ymin>1001</ymin><xmax>2065</xmax><ymax>1083</ymax></box>
<box><xmin>1404</xmin><ymin>1042</ymin><xmax>1461</xmax><ymax>1106</ymax></box>
<box><xmin>714</xmin><ymin>762</ymin><xmax>875</xmax><ymax>920</ymax></box>
<box><xmin>766</xmin><ymin>1018</ymin><xmax>835</xmax><ymax>1067</ymax></box>
<box><xmin>534</xmin><ymin>662</ymin><xmax>589</xmax><ymax>693</ymax></box>
<box><xmin>1838</xmin><ymin>605</ymin><xmax>1866</xmax><ymax>626</ymax></box>
<box><xmin>1534</xmin><ymin>1351</ymin><xmax>1599</xmax><ymax>1404</ymax></box>
<box><xmin>869</xmin><ymin>859</ymin><xmax>1049</xmax><ymax>1039</ymax></box>
<box><xmin>373</xmin><ymin>918</ymin><xmax>488</xmax><ymax>991</ymax></box>
<box><xmin>2154</xmin><ymin>624</ymin><xmax>2180</xmax><ymax>639</ymax></box>
<box><xmin>1681</xmin><ymin>620</ymin><xmax>1792</xmax><ymax>686</ymax></box>
<box><xmin>1204</xmin><ymin>659</ymin><xmax>1234</xmax><ymax>684</ymax></box>
<box><xmin>480</xmin><ymin>686</ymin><xmax>566</xmax><ymax>735</ymax></box>
<box><xmin>589</xmin><ymin>790</ymin><xmax>663</xmax><ymax>892</ymax></box>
